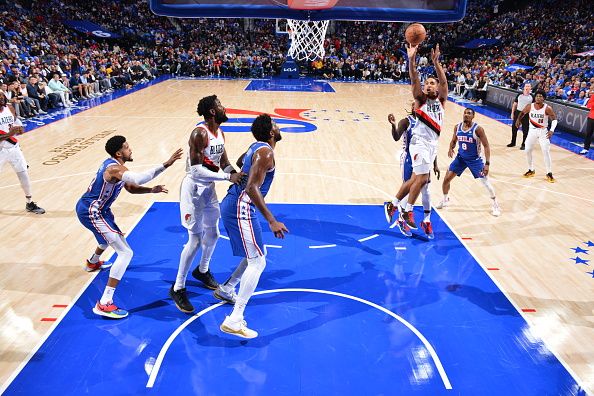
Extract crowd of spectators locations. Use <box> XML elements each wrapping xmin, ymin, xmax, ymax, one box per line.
<box><xmin>0</xmin><ymin>0</ymin><xmax>592</xmax><ymax>121</ymax></box>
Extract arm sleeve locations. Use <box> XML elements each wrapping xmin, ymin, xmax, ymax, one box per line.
<box><xmin>189</xmin><ymin>164</ymin><xmax>230</xmax><ymax>182</ymax></box>
<box><xmin>550</xmin><ymin>120</ymin><xmax>558</xmax><ymax>132</ymax></box>
<box><xmin>121</xmin><ymin>165</ymin><xmax>166</xmax><ymax>185</ymax></box>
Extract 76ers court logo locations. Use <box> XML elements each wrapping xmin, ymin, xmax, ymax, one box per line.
<box><xmin>208</xmin><ymin>108</ymin><xmax>317</xmax><ymax>134</ymax></box>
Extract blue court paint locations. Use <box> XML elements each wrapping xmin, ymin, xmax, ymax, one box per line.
<box><xmin>245</xmin><ymin>79</ymin><xmax>335</xmax><ymax>93</ymax></box>
<box><xmin>2</xmin><ymin>203</ymin><xmax>583</xmax><ymax>396</ymax></box>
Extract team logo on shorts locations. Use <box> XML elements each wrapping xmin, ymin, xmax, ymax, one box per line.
<box><xmin>414</xmin><ymin>154</ymin><xmax>419</xmax><ymax>161</ymax></box>
<box><xmin>184</xmin><ymin>213</ymin><xmax>191</xmax><ymax>222</ymax></box>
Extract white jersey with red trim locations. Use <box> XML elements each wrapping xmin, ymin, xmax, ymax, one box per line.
<box><xmin>413</xmin><ymin>98</ymin><xmax>444</xmax><ymax>144</ymax></box>
<box><xmin>185</xmin><ymin>124</ymin><xmax>226</xmax><ymax>183</ymax></box>
<box><xmin>528</xmin><ymin>103</ymin><xmax>549</xmax><ymax>131</ymax></box>
<box><xmin>0</xmin><ymin>106</ymin><xmax>18</xmax><ymax>149</ymax></box>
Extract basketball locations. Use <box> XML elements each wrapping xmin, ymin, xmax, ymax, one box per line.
<box><xmin>405</xmin><ymin>23</ymin><xmax>426</xmax><ymax>46</ymax></box>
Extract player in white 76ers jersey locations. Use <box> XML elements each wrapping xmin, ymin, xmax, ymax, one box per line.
<box><xmin>0</xmin><ymin>91</ymin><xmax>45</xmax><ymax>214</ymax></box>
<box><xmin>384</xmin><ymin>43</ymin><xmax>447</xmax><ymax>237</ymax></box>
<box><xmin>516</xmin><ymin>89</ymin><xmax>557</xmax><ymax>183</ymax></box>
<box><xmin>170</xmin><ymin>95</ymin><xmax>244</xmax><ymax>314</ymax></box>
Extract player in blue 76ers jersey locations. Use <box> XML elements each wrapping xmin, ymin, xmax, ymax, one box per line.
<box><xmin>215</xmin><ymin>114</ymin><xmax>288</xmax><ymax>339</ymax></box>
<box><xmin>76</xmin><ymin>136</ymin><xmax>182</xmax><ymax>318</ymax></box>
<box><xmin>436</xmin><ymin>108</ymin><xmax>501</xmax><ymax>217</ymax></box>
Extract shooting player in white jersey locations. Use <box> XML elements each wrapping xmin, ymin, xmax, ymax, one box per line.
<box><xmin>384</xmin><ymin>43</ymin><xmax>447</xmax><ymax>236</ymax></box>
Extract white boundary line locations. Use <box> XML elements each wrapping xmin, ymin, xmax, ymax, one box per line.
<box><xmin>0</xmin><ymin>202</ymin><xmax>155</xmax><ymax>395</ymax></box>
<box><xmin>309</xmin><ymin>244</ymin><xmax>337</xmax><ymax>249</ymax></box>
<box><xmin>358</xmin><ymin>234</ymin><xmax>379</xmax><ymax>242</ymax></box>
<box><xmin>146</xmin><ymin>288</ymin><xmax>452</xmax><ymax>390</ymax></box>
<box><xmin>436</xmin><ymin>211</ymin><xmax>589</xmax><ymax>392</ymax></box>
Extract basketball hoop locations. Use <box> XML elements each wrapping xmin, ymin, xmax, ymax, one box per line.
<box><xmin>287</xmin><ymin>19</ymin><xmax>329</xmax><ymax>61</ymax></box>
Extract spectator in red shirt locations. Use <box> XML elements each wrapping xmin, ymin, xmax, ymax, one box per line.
<box><xmin>581</xmin><ymin>88</ymin><xmax>594</xmax><ymax>155</ymax></box>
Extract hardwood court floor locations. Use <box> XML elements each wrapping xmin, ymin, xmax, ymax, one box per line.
<box><xmin>0</xmin><ymin>79</ymin><xmax>592</xmax><ymax>393</ymax></box>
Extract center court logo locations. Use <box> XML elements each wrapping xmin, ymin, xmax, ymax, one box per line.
<box><xmin>217</xmin><ymin>108</ymin><xmax>317</xmax><ymax>133</ymax></box>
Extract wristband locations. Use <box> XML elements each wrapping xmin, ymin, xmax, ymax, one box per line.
<box><xmin>485</xmin><ymin>161</ymin><xmax>490</xmax><ymax>165</ymax></box>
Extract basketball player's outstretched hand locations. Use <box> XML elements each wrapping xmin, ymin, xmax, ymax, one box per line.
<box><xmin>164</xmin><ymin>148</ymin><xmax>183</xmax><ymax>167</ymax></box>
<box><xmin>270</xmin><ymin>220</ymin><xmax>289</xmax><ymax>239</ymax></box>
<box><xmin>546</xmin><ymin>130</ymin><xmax>553</xmax><ymax>139</ymax></box>
<box><xmin>431</xmin><ymin>44</ymin><xmax>441</xmax><ymax>63</ymax></box>
<box><xmin>448</xmin><ymin>147</ymin><xmax>455</xmax><ymax>158</ymax></box>
<box><xmin>229</xmin><ymin>171</ymin><xmax>245</xmax><ymax>184</ymax></box>
<box><xmin>151</xmin><ymin>185</ymin><xmax>168</xmax><ymax>194</ymax></box>
<box><xmin>406</xmin><ymin>43</ymin><xmax>418</xmax><ymax>59</ymax></box>
<box><xmin>388</xmin><ymin>113</ymin><xmax>396</xmax><ymax>126</ymax></box>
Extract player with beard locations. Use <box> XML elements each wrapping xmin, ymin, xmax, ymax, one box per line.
<box><xmin>76</xmin><ymin>135</ymin><xmax>182</xmax><ymax>318</ymax></box>
<box><xmin>170</xmin><ymin>95</ymin><xmax>244</xmax><ymax>313</ymax></box>
<box><xmin>384</xmin><ymin>44</ymin><xmax>447</xmax><ymax>235</ymax></box>
<box><xmin>215</xmin><ymin>114</ymin><xmax>288</xmax><ymax>338</ymax></box>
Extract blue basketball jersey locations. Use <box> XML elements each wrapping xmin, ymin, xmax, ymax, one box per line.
<box><xmin>456</xmin><ymin>122</ymin><xmax>481</xmax><ymax>160</ymax></box>
<box><xmin>79</xmin><ymin>158</ymin><xmax>125</xmax><ymax>212</ymax></box>
<box><xmin>227</xmin><ymin>141</ymin><xmax>275</xmax><ymax>203</ymax></box>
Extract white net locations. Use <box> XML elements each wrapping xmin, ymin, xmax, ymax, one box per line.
<box><xmin>287</xmin><ymin>19</ymin><xmax>329</xmax><ymax>61</ymax></box>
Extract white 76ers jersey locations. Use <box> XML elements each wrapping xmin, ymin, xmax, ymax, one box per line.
<box><xmin>186</xmin><ymin>124</ymin><xmax>226</xmax><ymax>181</ymax></box>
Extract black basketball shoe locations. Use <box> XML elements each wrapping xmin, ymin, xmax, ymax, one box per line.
<box><xmin>169</xmin><ymin>285</ymin><xmax>194</xmax><ymax>313</ymax></box>
<box><xmin>192</xmin><ymin>268</ymin><xmax>219</xmax><ymax>290</ymax></box>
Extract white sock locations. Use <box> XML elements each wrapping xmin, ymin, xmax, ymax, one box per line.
<box><xmin>391</xmin><ymin>197</ymin><xmax>400</xmax><ymax>206</ymax></box>
<box><xmin>223</xmin><ymin>258</ymin><xmax>248</xmax><ymax>291</ymax></box>
<box><xmin>443</xmin><ymin>194</ymin><xmax>448</xmax><ymax>202</ymax></box>
<box><xmin>100</xmin><ymin>286</ymin><xmax>115</xmax><ymax>305</ymax></box>
<box><xmin>424</xmin><ymin>211</ymin><xmax>431</xmax><ymax>222</ymax></box>
<box><xmin>405</xmin><ymin>203</ymin><xmax>413</xmax><ymax>212</ymax></box>
<box><xmin>198</xmin><ymin>227</ymin><xmax>219</xmax><ymax>273</ymax></box>
<box><xmin>89</xmin><ymin>253</ymin><xmax>101</xmax><ymax>264</ymax></box>
<box><xmin>229</xmin><ymin>256</ymin><xmax>266</xmax><ymax>322</ymax></box>
<box><xmin>175</xmin><ymin>232</ymin><xmax>201</xmax><ymax>291</ymax></box>
<box><xmin>399</xmin><ymin>194</ymin><xmax>408</xmax><ymax>211</ymax></box>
